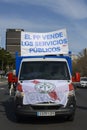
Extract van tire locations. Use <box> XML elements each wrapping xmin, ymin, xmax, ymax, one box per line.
<box><xmin>67</xmin><ymin>114</ymin><xmax>75</xmax><ymax>121</ymax></box>
<box><xmin>15</xmin><ymin>114</ymin><xmax>23</xmax><ymax>122</ymax></box>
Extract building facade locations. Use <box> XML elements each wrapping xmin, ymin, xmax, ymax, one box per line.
<box><xmin>6</xmin><ymin>29</ymin><xmax>24</xmax><ymax>57</ymax></box>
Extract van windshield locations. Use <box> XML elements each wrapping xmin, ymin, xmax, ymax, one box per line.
<box><xmin>81</xmin><ymin>77</ymin><xmax>87</xmax><ymax>81</ymax></box>
<box><xmin>19</xmin><ymin>61</ymin><xmax>70</xmax><ymax>80</ymax></box>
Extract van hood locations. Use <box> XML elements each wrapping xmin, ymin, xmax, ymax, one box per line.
<box><xmin>21</xmin><ymin>79</ymin><xmax>70</xmax><ymax>106</ymax></box>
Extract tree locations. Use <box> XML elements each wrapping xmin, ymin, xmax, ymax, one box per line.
<box><xmin>72</xmin><ymin>48</ymin><xmax>87</xmax><ymax>77</ymax></box>
<box><xmin>0</xmin><ymin>48</ymin><xmax>15</xmax><ymax>72</ymax></box>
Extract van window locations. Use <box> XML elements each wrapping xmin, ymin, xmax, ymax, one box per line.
<box><xmin>19</xmin><ymin>61</ymin><xmax>70</xmax><ymax>80</ymax></box>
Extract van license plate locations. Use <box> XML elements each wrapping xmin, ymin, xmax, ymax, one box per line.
<box><xmin>37</xmin><ymin>112</ymin><xmax>55</xmax><ymax>116</ymax></box>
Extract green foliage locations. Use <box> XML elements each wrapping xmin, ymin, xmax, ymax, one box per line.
<box><xmin>0</xmin><ymin>48</ymin><xmax>15</xmax><ymax>72</ymax></box>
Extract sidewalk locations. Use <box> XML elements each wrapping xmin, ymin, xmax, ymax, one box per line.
<box><xmin>0</xmin><ymin>78</ymin><xmax>8</xmax><ymax>84</ymax></box>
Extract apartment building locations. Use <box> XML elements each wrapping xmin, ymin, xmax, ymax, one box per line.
<box><xmin>6</xmin><ymin>29</ymin><xmax>24</xmax><ymax>57</ymax></box>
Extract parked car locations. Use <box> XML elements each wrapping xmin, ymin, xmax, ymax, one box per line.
<box><xmin>3</xmin><ymin>72</ymin><xmax>9</xmax><ymax>79</ymax></box>
<box><xmin>80</xmin><ymin>77</ymin><xmax>87</xmax><ymax>87</ymax></box>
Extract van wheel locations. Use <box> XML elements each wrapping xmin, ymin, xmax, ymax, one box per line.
<box><xmin>67</xmin><ymin>114</ymin><xmax>74</xmax><ymax>121</ymax></box>
<box><xmin>15</xmin><ymin>114</ymin><xmax>23</xmax><ymax>122</ymax></box>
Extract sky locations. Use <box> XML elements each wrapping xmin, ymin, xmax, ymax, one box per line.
<box><xmin>0</xmin><ymin>0</ymin><xmax>87</xmax><ymax>54</ymax></box>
